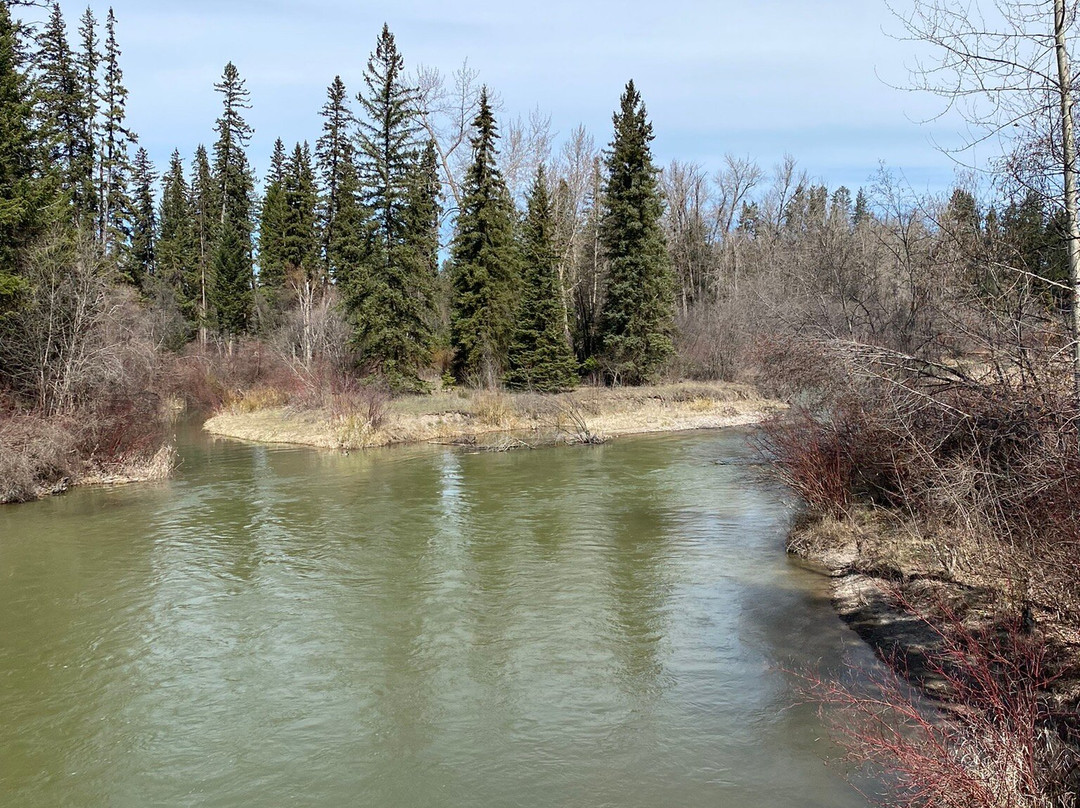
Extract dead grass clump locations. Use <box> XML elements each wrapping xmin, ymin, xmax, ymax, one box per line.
<box><xmin>160</xmin><ymin>342</ymin><xmax>304</xmax><ymax>414</ymax></box>
<box><xmin>0</xmin><ymin>414</ymin><xmax>79</xmax><ymax>503</ymax></box>
<box><xmin>474</xmin><ymin>392</ymin><xmax>514</xmax><ymax>427</ymax></box>
<box><xmin>228</xmin><ymin>386</ymin><xmax>291</xmax><ymax>413</ymax></box>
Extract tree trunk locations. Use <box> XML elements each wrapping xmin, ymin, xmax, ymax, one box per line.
<box><xmin>1054</xmin><ymin>0</ymin><xmax>1080</xmax><ymax>396</ymax></box>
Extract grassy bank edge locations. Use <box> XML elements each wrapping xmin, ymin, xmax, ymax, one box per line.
<box><xmin>202</xmin><ymin>381</ymin><xmax>787</xmax><ymax>451</ymax></box>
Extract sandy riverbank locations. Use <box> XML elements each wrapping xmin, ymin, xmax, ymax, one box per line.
<box><xmin>203</xmin><ymin>381</ymin><xmax>785</xmax><ymax>450</ymax></box>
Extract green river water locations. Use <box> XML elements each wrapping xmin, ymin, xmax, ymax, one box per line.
<box><xmin>0</xmin><ymin>426</ymin><xmax>881</xmax><ymax>807</ymax></box>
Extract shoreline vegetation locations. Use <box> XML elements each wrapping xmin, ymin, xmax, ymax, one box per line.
<box><xmin>202</xmin><ymin>381</ymin><xmax>783</xmax><ymax>451</ymax></box>
<box><xmin>5</xmin><ymin>0</ymin><xmax>1080</xmax><ymax>804</ymax></box>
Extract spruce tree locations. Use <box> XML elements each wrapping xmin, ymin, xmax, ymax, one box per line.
<box><xmin>210</xmin><ymin>62</ymin><xmax>255</xmax><ymax>340</ymax></box>
<box><xmin>125</xmin><ymin>146</ymin><xmax>155</xmax><ymax>287</ymax></box>
<box><xmin>316</xmin><ymin>76</ymin><xmax>355</xmax><ymax>279</ymax></box>
<box><xmin>326</xmin><ymin>150</ymin><xmax>366</xmax><ymax>288</ymax></box>
<box><xmin>281</xmin><ymin>141</ymin><xmax>320</xmax><ymax>283</ymax></box>
<box><xmin>0</xmin><ymin>2</ymin><xmax>40</xmax><ymax>314</ymax></box>
<box><xmin>506</xmin><ymin>166</ymin><xmax>577</xmax><ymax>392</ymax></box>
<box><xmin>74</xmin><ymin>7</ymin><xmax>98</xmax><ymax>229</ymax></box>
<box><xmin>852</xmin><ymin>188</ymin><xmax>870</xmax><ymax>227</ymax></box>
<box><xmin>356</xmin><ymin>24</ymin><xmax>418</xmax><ymax>263</ymax></box>
<box><xmin>189</xmin><ymin>145</ymin><xmax>214</xmax><ymax>343</ymax></box>
<box><xmin>257</xmin><ymin>138</ymin><xmax>288</xmax><ymax>293</ymax></box>
<box><xmin>449</xmin><ymin>87</ymin><xmax>520</xmax><ymax>386</ymax></box>
<box><xmin>157</xmin><ymin>149</ymin><xmax>196</xmax><ymax>327</ymax></box>
<box><xmin>98</xmin><ymin>8</ymin><xmax>133</xmax><ymax>255</ymax></box>
<box><xmin>349</xmin><ymin>25</ymin><xmax>437</xmax><ymax>385</ymax></box>
<box><xmin>598</xmin><ymin>80</ymin><xmax>673</xmax><ymax>385</ymax></box>
<box><xmin>35</xmin><ymin>3</ymin><xmax>82</xmax><ymax>218</ymax></box>
<box><xmin>387</xmin><ymin>139</ymin><xmax>442</xmax><ymax>386</ymax></box>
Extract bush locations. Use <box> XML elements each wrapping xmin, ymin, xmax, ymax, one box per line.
<box><xmin>0</xmin><ymin>414</ymin><xmax>78</xmax><ymax>503</ymax></box>
<box><xmin>803</xmin><ymin>596</ymin><xmax>1079</xmax><ymax>808</ymax></box>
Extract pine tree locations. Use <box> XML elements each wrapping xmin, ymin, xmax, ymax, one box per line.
<box><xmin>257</xmin><ymin>138</ymin><xmax>288</xmax><ymax>292</ymax></box>
<box><xmin>316</xmin><ymin>76</ymin><xmax>355</xmax><ymax>279</ymax></box>
<box><xmin>210</xmin><ymin>62</ymin><xmax>255</xmax><ymax>340</ymax></box>
<box><xmin>506</xmin><ymin>166</ymin><xmax>577</xmax><ymax>392</ymax></box>
<box><xmin>98</xmin><ymin>8</ymin><xmax>134</xmax><ymax>255</ymax></box>
<box><xmin>157</xmin><ymin>149</ymin><xmax>196</xmax><ymax>327</ymax></box>
<box><xmin>125</xmin><ymin>146</ymin><xmax>155</xmax><ymax>287</ymax></box>
<box><xmin>449</xmin><ymin>87</ymin><xmax>520</xmax><ymax>386</ymax></box>
<box><xmin>281</xmin><ymin>141</ymin><xmax>320</xmax><ymax>283</ymax></box>
<box><xmin>598</xmin><ymin>80</ymin><xmax>673</xmax><ymax>385</ymax></box>
<box><xmin>0</xmin><ymin>2</ymin><xmax>41</xmax><ymax>314</ymax></box>
<box><xmin>189</xmin><ymin>145</ymin><xmax>214</xmax><ymax>343</ymax></box>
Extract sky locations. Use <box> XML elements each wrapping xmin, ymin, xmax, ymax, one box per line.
<box><xmin>21</xmin><ymin>0</ymin><xmax>981</xmax><ymax>198</ymax></box>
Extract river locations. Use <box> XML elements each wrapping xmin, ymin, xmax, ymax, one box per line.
<box><xmin>0</xmin><ymin>426</ymin><xmax>882</xmax><ymax>807</ymax></box>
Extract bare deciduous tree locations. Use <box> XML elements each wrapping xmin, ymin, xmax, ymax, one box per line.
<box><xmin>892</xmin><ymin>0</ymin><xmax>1080</xmax><ymax>392</ymax></box>
<box><xmin>414</xmin><ymin>59</ymin><xmax>482</xmax><ymax>211</ymax></box>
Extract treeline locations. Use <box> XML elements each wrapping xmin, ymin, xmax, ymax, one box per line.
<box><xmin>0</xmin><ymin>5</ymin><xmax>679</xmax><ymax>401</ymax></box>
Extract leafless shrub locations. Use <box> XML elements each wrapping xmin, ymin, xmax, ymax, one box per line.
<box><xmin>0</xmin><ymin>414</ymin><xmax>78</xmax><ymax>503</ymax></box>
<box><xmin>672</xmin><ymin>301</ymin><xmax>745</xmax><ymax>381</ymax></box>
<box><xmin>0</xmin><ymin>228</ymin><xmax>159</xmax><ymax>415</ymax></box>
<box><xmin>803</xmin><ymin>596</ymin><xmax>1079</xmax><ymax>808</ymax></box>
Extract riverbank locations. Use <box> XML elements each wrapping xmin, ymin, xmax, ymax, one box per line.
<box><xmin>203</xmin><ymin>381</ymin><xmax>785</xmax><ymax>450</ymax></box>
<box><xmin>0</xmin><ymin>410</ymin><xmax>178</xmax><ymax>505</ymax></box>
<box><xmin>787</xmin><ymin>507</ymin><xmax>1080</xmax><ymax>704</ymax></box>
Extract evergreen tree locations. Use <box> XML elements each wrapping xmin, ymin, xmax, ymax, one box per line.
<box><xmin>598</xmin><ymin>80</ymin><xmax>673</xmax><ymax>385</ymax></box>
<box><xmin>316</xmin><ymin>75</ymin><xmax>355</xmax><ymax>279</ymax></box>
<box><xmin>257</xmin><ymin>138</ymin><xmax>288</xmax><ymax>292</ymax></box>
<box><xmin>210</xmin><ymin>62</ymin><xmax>255</xmax><ymax>340</ymax></box>
<box><xmin>829</xmin><ymin>186</ymin><xmax>852</xmax><ymax>230</ymax></box>
<box><xmin>189</xmin><ymin>145</ymin><xmax>214</xmax><ymax>342</ymax></box>
<box><xmin>98</xmin><ymin>8</ymin><xmax>133</xmax><ymax>255</ymax></box>
<box><xmin>737</xmin><ymin>200</ymin><xmax>760</xmax><ymax>236</ymax></box>
<box><xmin>73</xmin><ymin>6</ymin><xmax>98</xmax><ymax>229</ymax></box>
<box><xmin>449</xmin><ymin>87</ymin><xmax>520</xmax><ymax>386</ymax></box>
<box><xmin>506</xmin><ymin>166</ymin><xmax>577</xmax><ymax>391</ymax></box>
<box><xmin>356</xmin><ymin>24</ymin><xmax>419</xmax><ymax>265</ymax></box>
<box><xmin>157</xmin><ymin>149</ymin><xmax>196</xmax><ymax>326</ymax></box>
<box><xmin>35</xmin><ymin>3</ymin><xmax>82</xmax><ymax>218</ymax></box>
<box><xmin>281</xmin><ymin>141</ymin><xmax>320</xmax><ymax>283</ymax></box>
<box><xmin>349</xmin><ymin>25</ymin><xmax>438</xmax><ymax>384</ymax></box>
<box><xmin>0</xmin><ymin>2</ymin><xmax>41</xmax><ymax>314</ymax></box>
<box><xmin>213</xmin><ymin>218</ymin><xmax>252</xmax><ymax>341</ymax></box>
<box><xmin>326</xmin><ymin>150</ymin><xmax>366</xmax><ymax>288</ymax></box>
<box><xmin>852</xmin><ymin>187</ymin><xmax>870</xmax><ymax>227</ymax></box>
<box><xmin>125</xmin><ymin>146</ymin><xmax>155</xmax><ymax>287</ymax></box>
<box><xmin>385</xmin><ymin>139</ymin><xmax>442</xmax><ymax>385</ymax></box>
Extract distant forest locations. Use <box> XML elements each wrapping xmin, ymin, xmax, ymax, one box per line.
<box><xmin>0</xmin><ymin>1</ymin><xmax>1072</xmax><ymax>409</ymax></box>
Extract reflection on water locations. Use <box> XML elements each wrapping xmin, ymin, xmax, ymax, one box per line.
<box><xmin>0</xmin><ymin>427</ymin><xmax>879</xmax><ymax>807</ymax></box>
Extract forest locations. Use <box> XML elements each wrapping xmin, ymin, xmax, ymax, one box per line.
<box><xmin>5</xmin><ymin>0</ymin><xmax>1080</xmax><ymax>802</ymax></box>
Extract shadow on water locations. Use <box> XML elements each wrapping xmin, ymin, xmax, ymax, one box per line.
<box><xmin>0</xmin><ymin>425</ymin><xmax>886</xmax><ymax>807</ymax></box>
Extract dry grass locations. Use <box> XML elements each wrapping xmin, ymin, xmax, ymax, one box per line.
<box><xmin>204</xmin><ymin>381</ymin><xmax>786</xmax><ymax>450</ymax></box>
<box><xmin>82</xmin><ymin>444</ymin><xmax>179</xmax><ymax>487</ymax></box>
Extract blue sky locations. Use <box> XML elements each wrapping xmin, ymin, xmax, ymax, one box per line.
<box><xmin>22</xmin><ymin>0</ymin><xmax>977</xmax><ymax>196</ymax></box>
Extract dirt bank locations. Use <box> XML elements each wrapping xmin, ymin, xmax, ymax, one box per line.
<box><xmin>788</xmin><ymin>508</ymin><xmax>1080</xmax><ymax>704</ymax></box>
